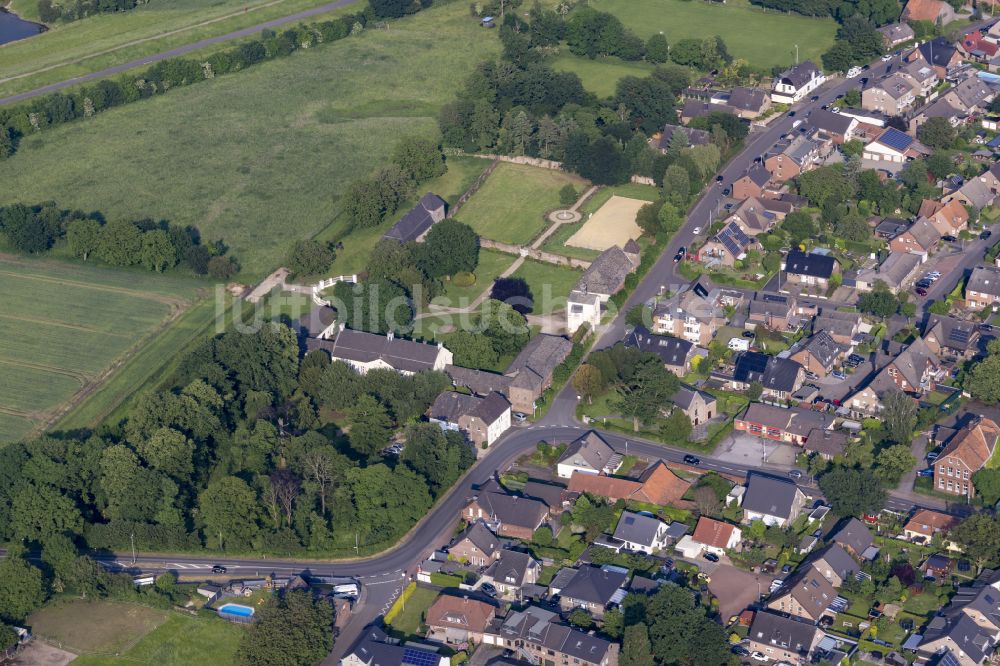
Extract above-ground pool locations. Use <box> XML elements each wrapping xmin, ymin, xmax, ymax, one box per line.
<box><xmin>218</xmin><ymin>603</ymin><xmax>255</xmax><ymax>619</ymax></box>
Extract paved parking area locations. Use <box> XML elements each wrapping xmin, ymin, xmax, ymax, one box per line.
<box><xmin>713</xmin><ymin>432</ymin><xmax>797</xmax><ymax>467</ymax></box>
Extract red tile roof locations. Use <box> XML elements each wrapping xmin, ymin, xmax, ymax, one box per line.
<box><xmin>692</xmin><ymin>517</ymin><xmax>738</xmax><ymax>550</ymax></box>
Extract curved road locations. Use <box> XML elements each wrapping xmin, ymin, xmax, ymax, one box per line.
<box><xmin>0</xmin><ymin>0</ymin><xmax>360</xmax><ymax>107</ymax></box>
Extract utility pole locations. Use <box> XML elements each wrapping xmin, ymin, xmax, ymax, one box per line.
<box><xmin>355</xmin><ymin>533</ymin><xmax>360</xmax><ymax>555</ymax></box>
<box><xmin>130</xmin><ymin>532</ymin><xmax>136</xmax><ymax>565</ymax></box>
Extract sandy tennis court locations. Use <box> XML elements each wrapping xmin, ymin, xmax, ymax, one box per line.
<box><xmin>566</xmin><ymin>195</ymin><xmax>645</xmax><ymax>251</ymax></box>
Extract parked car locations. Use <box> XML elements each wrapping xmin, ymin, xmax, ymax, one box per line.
<box><xmin>788</xmin><ymin>111</ymin><xmax>796</xmax><ymax>117</ymax></box>
<box><xmin>881</xmin><ymin>53</ymin><xmax>893</xmax><ymax>61</ymax></box>
<box><xmin>732</xmin><ymin>646</ymin><xmax>750</xmax><ymax>656</ymax></box>
<box><xmin>916</xmin><ymin>287</ymin><xmax>927</xmax><ymax>296</ymax></box>
<box><xmin>980</xmin><ymin>323</ymin><xmax>993</xmax><ymax>331</ymax></box>
<box><xmin>981</xmin><ymin>230</ymin><xmax>993</xmax><ymax>240</ymax></box>
<box><xmin>788</xmin><ymin>470</ymin><xmax>803</xmax><ymax>480</ymax></box>
<box><xmin>693</xmin><ymin>227</ymin><xmax>702</xmax><ymax>235</ymax></box>
<box><xmin>716</xmin><ymin>175</ymin><xmax>724</xmax><ymax>182</ymax></box>
<box><xmin>742</xmin><ymin>331</ymin><xmax>755</xmax><ymax>338</ymax></box>
<box><xmin>722</xmin><ymin>187</ymin><xmax>731</xmax><ymax>196</ymax></box>
<box><xmin>942</xmin><ymin>235</ymin><xmax>957</xmax><ymax>243</ymax></box>
<box><xmin>805</xmin><ymin>371</ymin><xmax>819</xmax><ymax>380</ymax></box>
<box><xmin>927</xmin><ymin>451</ymin><xmax>939</xmax><ymax>461</ymax></box>
<box><xmin>917</xmin><ymin>468</ymin><xmax>935</xmax><ymax>477</ymax></box>
<box><xmin>810</xmin><ymin>95</ymin><xmax>820</xmax><ymax>101</ymax></box>
<box><xmin>683</xmin><ymin>454</ymin><xmax>701</xmax><ymax>466</ymax></box>
<box><xmin>751</xmin><ymin>651</ymin><xmax>769</xmax><ymax>662</ymax></box>
<box><xmin>673</xmin><ymin>249</ymin><xmax>685</xmax><ymax>263</ymax></box>
<box><xmin>212</xmin><ymin>565</ymin><xmax>227</xmax><ymax>574</ymax></box>
<box><xmin>848</xmin><ymin>353</ymin><xmax>865</xmax><ymax>365</ymax></box>
<box><xmin>832</xmin><ymin>370</ymin><xmax>847</xmax><ymax>380</ymax></box>
<box><xmin>481</xmin><ymin>583</ymin><xmax>498</xmax><ymax>597</ymax></box>
<box><xmin>703</xmin><ymin>552</ymin><xmax>720</xmax><ymax>563</ymax></box>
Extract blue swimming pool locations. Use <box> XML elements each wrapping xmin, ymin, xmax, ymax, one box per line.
<box><xmin>218</xmin><ymin>603</ymin><xmax>255</xmax><ymax>618</ymax></box>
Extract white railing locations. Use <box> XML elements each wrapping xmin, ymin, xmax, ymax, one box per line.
<box><xmin>311</xmin><ymin>274</ymin><xmax>357</xmax><ymax>306</ymax></box>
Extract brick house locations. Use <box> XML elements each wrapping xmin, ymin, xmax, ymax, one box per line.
<box><xmin>966</xmin><ymin>264</ymin><xmax>1000</xmax><ymax>311</ymax></box>
<box><xmin>934</xmin><ymin>417</ymin><xmax>1000</xmax><ymax>499</ymax></box>
<box><xmin>464</xmin><ymin>489</ymin><xmax>548</xmax><ymax>541</ymax></box>
<box><xmin>450</xmin><ymin>520</ymin><xmax>501</xmax><ymax>568</ymax></box>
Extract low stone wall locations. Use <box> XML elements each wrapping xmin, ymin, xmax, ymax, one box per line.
<box><xmin>479</xmin><ymin>238</ymin><xmax>590</xmax><ymax>269</ymax></box>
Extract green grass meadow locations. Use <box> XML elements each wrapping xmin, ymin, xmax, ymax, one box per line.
<box><xmin>457</xmin><ymin>162</ymin><xmax>585</xmax><ymax>245</ymax></box>
<box><xmin>0</xmin><ymin>2</ymin><xmax>500</xmax><ymax>277</ymax></box>
<box><xmin>510</xmin><ymin>259</ymin><xmax>582</xmax><ymax>315</ymax></box>
<box><xmin>550</xmin><ymin>54</ymin><xmax>654</xmax><ymax>98</ymax></box>
<box><xmin>0</xmin><ymin>256</ymin><xmax>209</xmax><ymax>443</ymax></box>
<box><xmin>0</xmin><ymin>0</ymin><xmax>347</xmax><ymax>97</ymax></box>
<box><xmin>435</xmin><ymin>248</ymin><xmax>517</xmax><ymax>307</ymax></box>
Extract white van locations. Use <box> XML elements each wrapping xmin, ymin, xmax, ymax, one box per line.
<box><xmin>846</xmin><ymin>66</ymin><xmax>862</xmax><ymax>78</ymax></box>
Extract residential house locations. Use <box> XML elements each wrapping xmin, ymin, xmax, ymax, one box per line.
<box><xmin>966</xmin><ymin>264</ymin><xmax>1000</xmax><ymax>311</ymax></box>
<box><xmin>772</xmin><ymin>61</ymin><xmax>826</xmax><ymax>104</ymax></box>
<box><xmin>960</xmin><ymin>30</ymin><xmax>1000</xmax><ymax>63</ymax></box>
<box><xmin>428</xmin><ymin>391</ymin><xmax>511</xmax><ymax>448</ymax></box>
<box><xmin>790</xmin><ymin>331</ymin><xmax>845</xmax><ymax>379</ymax></box>
<box><xmin>522</xmin><ymin>481</ymin><xmax>570</xmax><ymax>515</ymax></box>
<box><xmin>383</xmin><ymin>193</ymin><xmax>447</xmax><ymax>243</ymax></box>
<box><xmin>726</xmin><ymin>196</ymin><xmax>784</xmax><ymax>236</ymax></box>
<box><xmin>425</xmin><ymin>594</ymin><xmax>496</xmax><ymax>645</ymax></box>
<box><xmin>847</xmin><ymin>367</ymin><xmax>914</xmax><ymax>417</ymax></box>
<box><xmin>920</xmin><ymin>198</ymin><xmax>970</xmax><ymax>236</ymax></box>
<box><xmin>624</xmin><ymin>326</ymin><xmax>704</xmax><ymax>376</ymax></box>
<box><xmin>567</xmin><ymin>244</ymin><xmax>639</xmax><ymax>332</ymax></box>
<box><xmin>812</xmin><ymin>544</ymin><xmax>859</xmax><ymax>587</ymax></box>
<box><xmin>748</xmin><ymin>293</ymin><xmax>799</xmax><ymax>332</ymax></box>
<box><xmin>656</xmin><ymin>124</ymin><xmax>712</xmax><ymax>153</ymax></box>
<box><xmin>924</xmin><ymin>315</ymin><xmax>984</xmax><ymax>360</ymax></box>
<box><xmin>944</xmin><ymin>169</ymin><xmax>1000</xmax><ymax>210</ymax></box>
<box><xmin>902</xmin><ymin>0</ymin><xmax>956</xmax><ymax>24</ymax></box>
<box><xmin>464</xmin><ymin>490</ymin><xmax>548</xmax><ymax>540</ymax></box>
<box><xmin>732</xmin><ymin>165</ymin><xmax>772</xmax><ymax>200</ymax></box>
<box><xmin>901</xmin><ymin>59</ymin><xmax>939</xmax><ymax>98</ymax></box>
<box><xmin>782</xmin><ymin>250</ymin><xmax>839</xmax><ymax>289</ymax></box>
<box><xmin>296</xmin><ymin>305</ymin><xmax>338</xmax><ymax>341</ymax></box>
<box><xmin>873</xmin><ymin>216</ymin><xmax>910</xmax><ymax>241</ymax></box>
<box><xmin>813</xmin><ymin>308</ymin><xmax>863</xmax><ymax>346</ymax></box>
<box><xmin>736</xmin><ymin>403</ymin><xmax>833</xmax><ymax>445</ymax></box>
<box><xmin>889</xmin><ymin>217</ymin><xmax>942</xmax><ymax>259</ymax></box>
<box><xmin>450</xmin><ymin>520</ymin><xmax>501</xmax><ymax>567</ymax></box>
<box><xmin>671</xmin><ymin>384</ymin><xmax>717</xmax><ymax>426</ymax></box>
<box><xmin>903</xmin><ymin>509</ymin><xmax>961</xmax><ymax>549</ymax></box>
<box><xmin>448</xmin><ymin>334</ymin><xmax>573</xmax><ymax>415</ymax></box>
<box><xmin>917</xmin><ymin>569</ymin><xmax>1000</xmax><ymax>666</ymax></box>
<box><xmin>699</xmin><ymin>221</ymin><xmax>759</xmax><ymax>268</ymax></box>
<box><xmin>742</xmin><ymin>473</ymin><xmax>808</xmax><ymax>527</ymax></box>
<box><xmin>863</xmin><ymin>127</ymin><xmax>922</xmax><ymax>165</ymax></box>
<box><xmin>764</xmin><ymin>134</ymin><xmax>823</xmax><ymax>182</ymax></box>
<box><xmin>854</xmin><ymin>252</ymin><xmax>921</xmax><ymax>294</ymax></box>
<box><xmin>567</xmin><ymin>461</ymin><xmax>692</xmax><ymax>508</ymax></box>
<box><xmin>911</xmin><ymin>36</ymin><xmax>963</xmax><ymax>79</ymax></box>
<box><xmin>881</xmin><ymin>336</ymin><xmax>943</xmax><ymax>394</ymax></box>
<box><xmin>679</xmin><ymin>99</ymin><xmax>739</xmax><ymax>124</ymax></box>
<box><xmin>934</xmin><ymin>416</ymin><xmax>1000</xmax><ymax>499</ymax></box>
<box><xmin>651</xmin><ymin>283</ymin><xmax>726</xmax><ymax>347</ymax></box>
<box><xmin>748</xmin><ymin>611</ymin><xmax>822</xmax><ymax>665</ymax></box>
<box><xmin>831</xmin><ymin>517</ymin><xmax>875</xmax><ymax>558</ymax></box>
<box><xmin>808</xmin><ymin>108</ymin><xmax>858</xmax><ymax>144</ymax></box>
<box><xmin>878</xmin><ymin>22</ymin><xmax>915</xmax><ymax>48</ymax></box>
<box><xmin>908</xmin><ymin>97</ymin><xmax>964</xmax><ymax>134</ymax></box>
<box><xmin>308</xmin><ymin>326</ymin><xmax>452</xmax><ymax>375</ymax></box>
<box><xmin>728</xmin><ymin>86</ymin><xmax>772</xmax><ymax>119</ymax></box>
<box><xmin>558</xmin><ymin>566</ymin><xmax>628</xmax><ymax>619</ymax></box>
<box><xmin>728</xmin><ymin>351</ymin><xmax>806</xmax><ymax>402</ymax></box>
<box><xmin>342</xmin><ymin>627</ymin><xmax>449</xmax><ymax>666</ymax></box>
<box><xmin>691</xmin><ymin>517</ymin><xmax>742</xmax><ymax>556</ymax></box>
<box><xmin>612</xmin><ymin>512</ymin><xmax>670</xmax><ymax>554</ymax></box>
<box><xmin>803</xmin><ymin>429</ymin><xmax>849</xmax><ymax>461</ymax></box>
<box><xmin>481</xmin><ymin>550</ymin><xmax>541</xmax><ymax>601</ymax></box>
<box><xmin>767</xmin><ymin>564</ymin><xmax>839</xmax><ymax>622</ymax></box>
<box><xmin>556</xmin><ymin>431</ymin><xmax>621</xmax><ymax>479</ymax></box>
<box><xmin>862</xmin><ymin>75</ymin><xmax>917</xmax><ymax>115</ymax></box>
<box><xmin>482</xmin><ymin>605</ymin><xmax>619</xmax><ymax>666</ymax></box>
<box><xmin>942</xmin><ymin>77</ymin><xmax>996</xmax><ymax>115</ymax></box>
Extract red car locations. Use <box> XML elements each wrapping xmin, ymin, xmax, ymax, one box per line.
<box><xmin>915</xmin><ymin>287</ymin><xmax>927</xmax><ymax>296</ymax></box>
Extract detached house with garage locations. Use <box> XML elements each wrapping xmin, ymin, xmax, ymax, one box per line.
<box><xmin>481</xmin><ymin>549</ymin><xmax>541</xmax><ymax>601</ymax></box>
<box><xmin>624</xmin><ymin>326</ymin><xmax>704</xmax><ymax>376</ymax></box>
<box><xmin>771</xmin><ymin>61</ymin><xmax>825</xmax><ymax>104</ymax></box>
<box><xmin>934</xmin><ymin>416</ymin><xmax>1000</xmax><ymax>500</ymax></box>
<box><xmin>691</xmin><ymin>517</ymin><xmax>742</xmax><ymax>556</ymax></box>
<box><xmin>790</xmin><ymin>331</ymin><xmax>845</xmax><ymax>379</ymax></box>
<box><xmin>742</xmin><ymin>474</ymin><xmax>808</xmax><ymax>527</ymax></box>
<box><xmin>782</xmin><ymin>250</ymin><xmax>839</xmax><ymax>289</ymax></box>
<box><xmin>748</xmin><ymin>611</ymin><xmax>822</xmax><ymax>665</ymax></box>
<box><xmin>863</xmin><ymin>127</ymin><xmax>924</xmax><ymax>166</ymax></box>
<box><xmin>966</xmin><ymin>265</ymin><xmax>1000</xmax><ymax>311</ymax></box>
<box><xmin>767</xmin><ymin>564</ymin><xmax>839</xmax><ymax>623</ymax></box>
<box><xmin>612</xmin><ymin>512</ymin><xmax>670</xmax><ymax>555</ymax></box>
<box><xmin>425</xmin><ymin>594</ymin><xmax>496</xmax><ymax>646</ymax></box>
<box><xmin>556</xmin><ymin>431</ymin><xmax>621</xmax><ymax>479</ymax></box>
<box><xmin>451</xmin><ymin>521</ymin><xmax>501</xmax><ymax>568</ymax></box>
<box><xmin>428</xmin><ymin>391</ymin><xmax>511</xmax><ymax>448</ymax></box>
<box><xmin>558</xmin><ymin>566</ymin><xmax>628</xmax><ymax>619</ymax></box>
<box><xmin>308</xmin><ymin>326</ymin><xmax>452</xmax><ymax>375</ymax></box>
<box><xmin>464</xmin><ymin>488</ymin><xmax>548</xmax><ymax>541</ymax></box>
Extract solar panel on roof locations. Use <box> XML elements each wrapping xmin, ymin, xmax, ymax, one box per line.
<box><xmin>403</xmin><ymin>648</ymin><xmax>438</xmax><ymax>666</ymax></box>
<box><xmin>949</xmin><ymin>328</ymin><xmax>971</xmax><ymax>344</ymax></box>
<box><xmin>879</xmin><ymin>127</ymin><xmax>913</xmax><ymax>152</ymax></box>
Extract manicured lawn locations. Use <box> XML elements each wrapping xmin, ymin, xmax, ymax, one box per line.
<box><xmin>386</xmin><ymin>585</ymin><xmax>439</xmax><ymax>636</ymax></box>
<box><xmin>320</xmin><ymin>156</ymin><xmax>491</xmax><ymax>278</ymax></box>
<box><xmin>60</xmin><ymin>610</ymin><xmax>243</xmax><ymax>666</ymax></box>
<box><xmin>457</xmin><ymin>163</ymin><xmax>586</xmax><ymax>245</ymax></box>
<box><xmin>28</xmin><ymin>601</ymin><xmax>169</xmax><ymax>655</ymax></box>
<box><xmin>595</xmin><ymin>0</ymin><xmax>838</xmax><ymax>70</ymax></box>
<box><xmin>0</xmin><ymin>2</ymin><xmax>501</xmax><ymax>276</ymax></box>
<box><xmin>0</xmin><ymin>256</ymin><xmax>207</xmax><ymax>444</ymax></box>
<box><xmin>579</xmin><ymin>183</ymin><xmax>659</xmax><ymax>215</ymax></box>
<box><xmin>549</xmin><ymin>54</ymin><xmax>654</xmax><ymax>98</ymax></box>
<box><xmin>436</xmin><ymin>248</ymin><xmax>517</xmax><ymax>307</ymax></box>
<box><xmin>0</xmin><ymin>0</ymin><xmax>348</xmax><ymax>97</ymax></box>
<box><xmin>540</xmin><ymin>221</ymin><xmax>602</xmax><ymax>261</ymax></box>
<box><xmin>509</xmin><ymin>259</ymin><xmax>582</xmax><ymax>315</ymax></box>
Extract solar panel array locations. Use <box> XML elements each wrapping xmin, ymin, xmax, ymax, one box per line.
<box><xmin>879</xmin><ymin>127</ymin><xmax>913</xmax><ymax>152</ymax></box>
<box><xmin>403</xmin><ymin>648</ymin><xmax>439</xmax><ymax>666</ymax></box>
<box><xmin>719</xmin><ymin>222</ymin><xmax>752</xmax><ymax>257</ymax></box>
<box><xmin>949</xmin><ymin>327</ymin><xmax>971</xmax><ymax>345</ymax></box>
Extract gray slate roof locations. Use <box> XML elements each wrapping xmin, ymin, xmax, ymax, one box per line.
<box><xmin>383</xmin><ymin>192</ymin><xmax>447</xmax><ymax>243</ymax></box>
<box><xmin>505</xmin><ymin>334</ymin><xmax>573</xmax><ymax>391</ymax></box>
<box><xmin>778</xmin><ymin>60</ymin><xmax>822</xmax><ymax>89</ymax></box>
<box><xmin>671</xmin><ymin>384</ymin><xmax>716</xmax><ymax>411</ymax></box>
<box><xmin>749</xmin><ymin>611</ymin><xmax>818</xmax><ymax>656</ymax></box>
<box><xmin>625</xmin><ymin>325</ymin><xmax>695</xmax><ymax>368</ymax></box>
<box><xmin>457</xmin><ymin>520</ymin><xmax>500</xmax><ymax>557</ymax></box>
<box><xmin>797</xmin><ymin>330</ymin><xmax>843</xmax><ymax>369</ymax></box>
<box><xmin>492</xmin><ymin>606</ymin><xmax>614</xmax><ymax>666</ymax></box>
<box><xmin>475</xmin><ymin>492</ymin><xmax>548</xmax><ymax>531</ymax></box>
<box><xmin>815</xmin><ymin>544</ymin><xmax>858</xmax><ymax>581</ymax></box>
<box><xmin>728</xmin><ymin>86</ymin><xmax>769</xmax><ymax>112</ymax></box>
<box><xmin>613</xmin><ymin>511</ymin><xmax>665</xmax><ymax>548</ymax></box>
<box><xmin>573</xmin><ymin>246</ymin><xmax>636</xmax><ymax>297</ymax></box>
<box><xmin>743</xmin><ymin>473</ymin><xmax>803</xmax><ymax>521</ymax></box>
<box><xmin>968</xmin><ymin>264</ymin><xmax>1000</xmax><ymax>298</ymax></box>
<box><xmin>558</xmin><ymin>431</ymin><xmax>615</xmax><ymax>472</ymax></box>
<box><xmin>658</xmin><ymin>123</ymin><xmax>712</xmax><ymax>150</ymax></box>
<box><xmin>831</xmin><ymin>517</ymin><xmax>875</xmax><ymax>554</ymax></box>
<box><xmin>740</xmin><ymin>403</ymin><xmax>830</xmax><ymax>438</ymax></box>
<box><xmin>485</xmin><ymin>549</ymin><xmax>539</xmax><ymax>588</ymax></box>
<box><xmin>308</xmin><ymin>328</ymin><xmax>443</xmax><ymax>373</ymax></box>
<box><xmin>784</xmin><ymin>250</ymin><xmax>836</xmax><ymax>279</ymax></box>
<box><xmin>559</xmin><ymin>565</ymin><xmax>628</xmax><ymax>606</ymax></box>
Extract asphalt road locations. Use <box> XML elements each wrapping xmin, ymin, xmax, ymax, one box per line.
<box><xmin>0</xmin><ymin>0</ymin><xmax>360</xmax><ymax>107</ymax></box>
